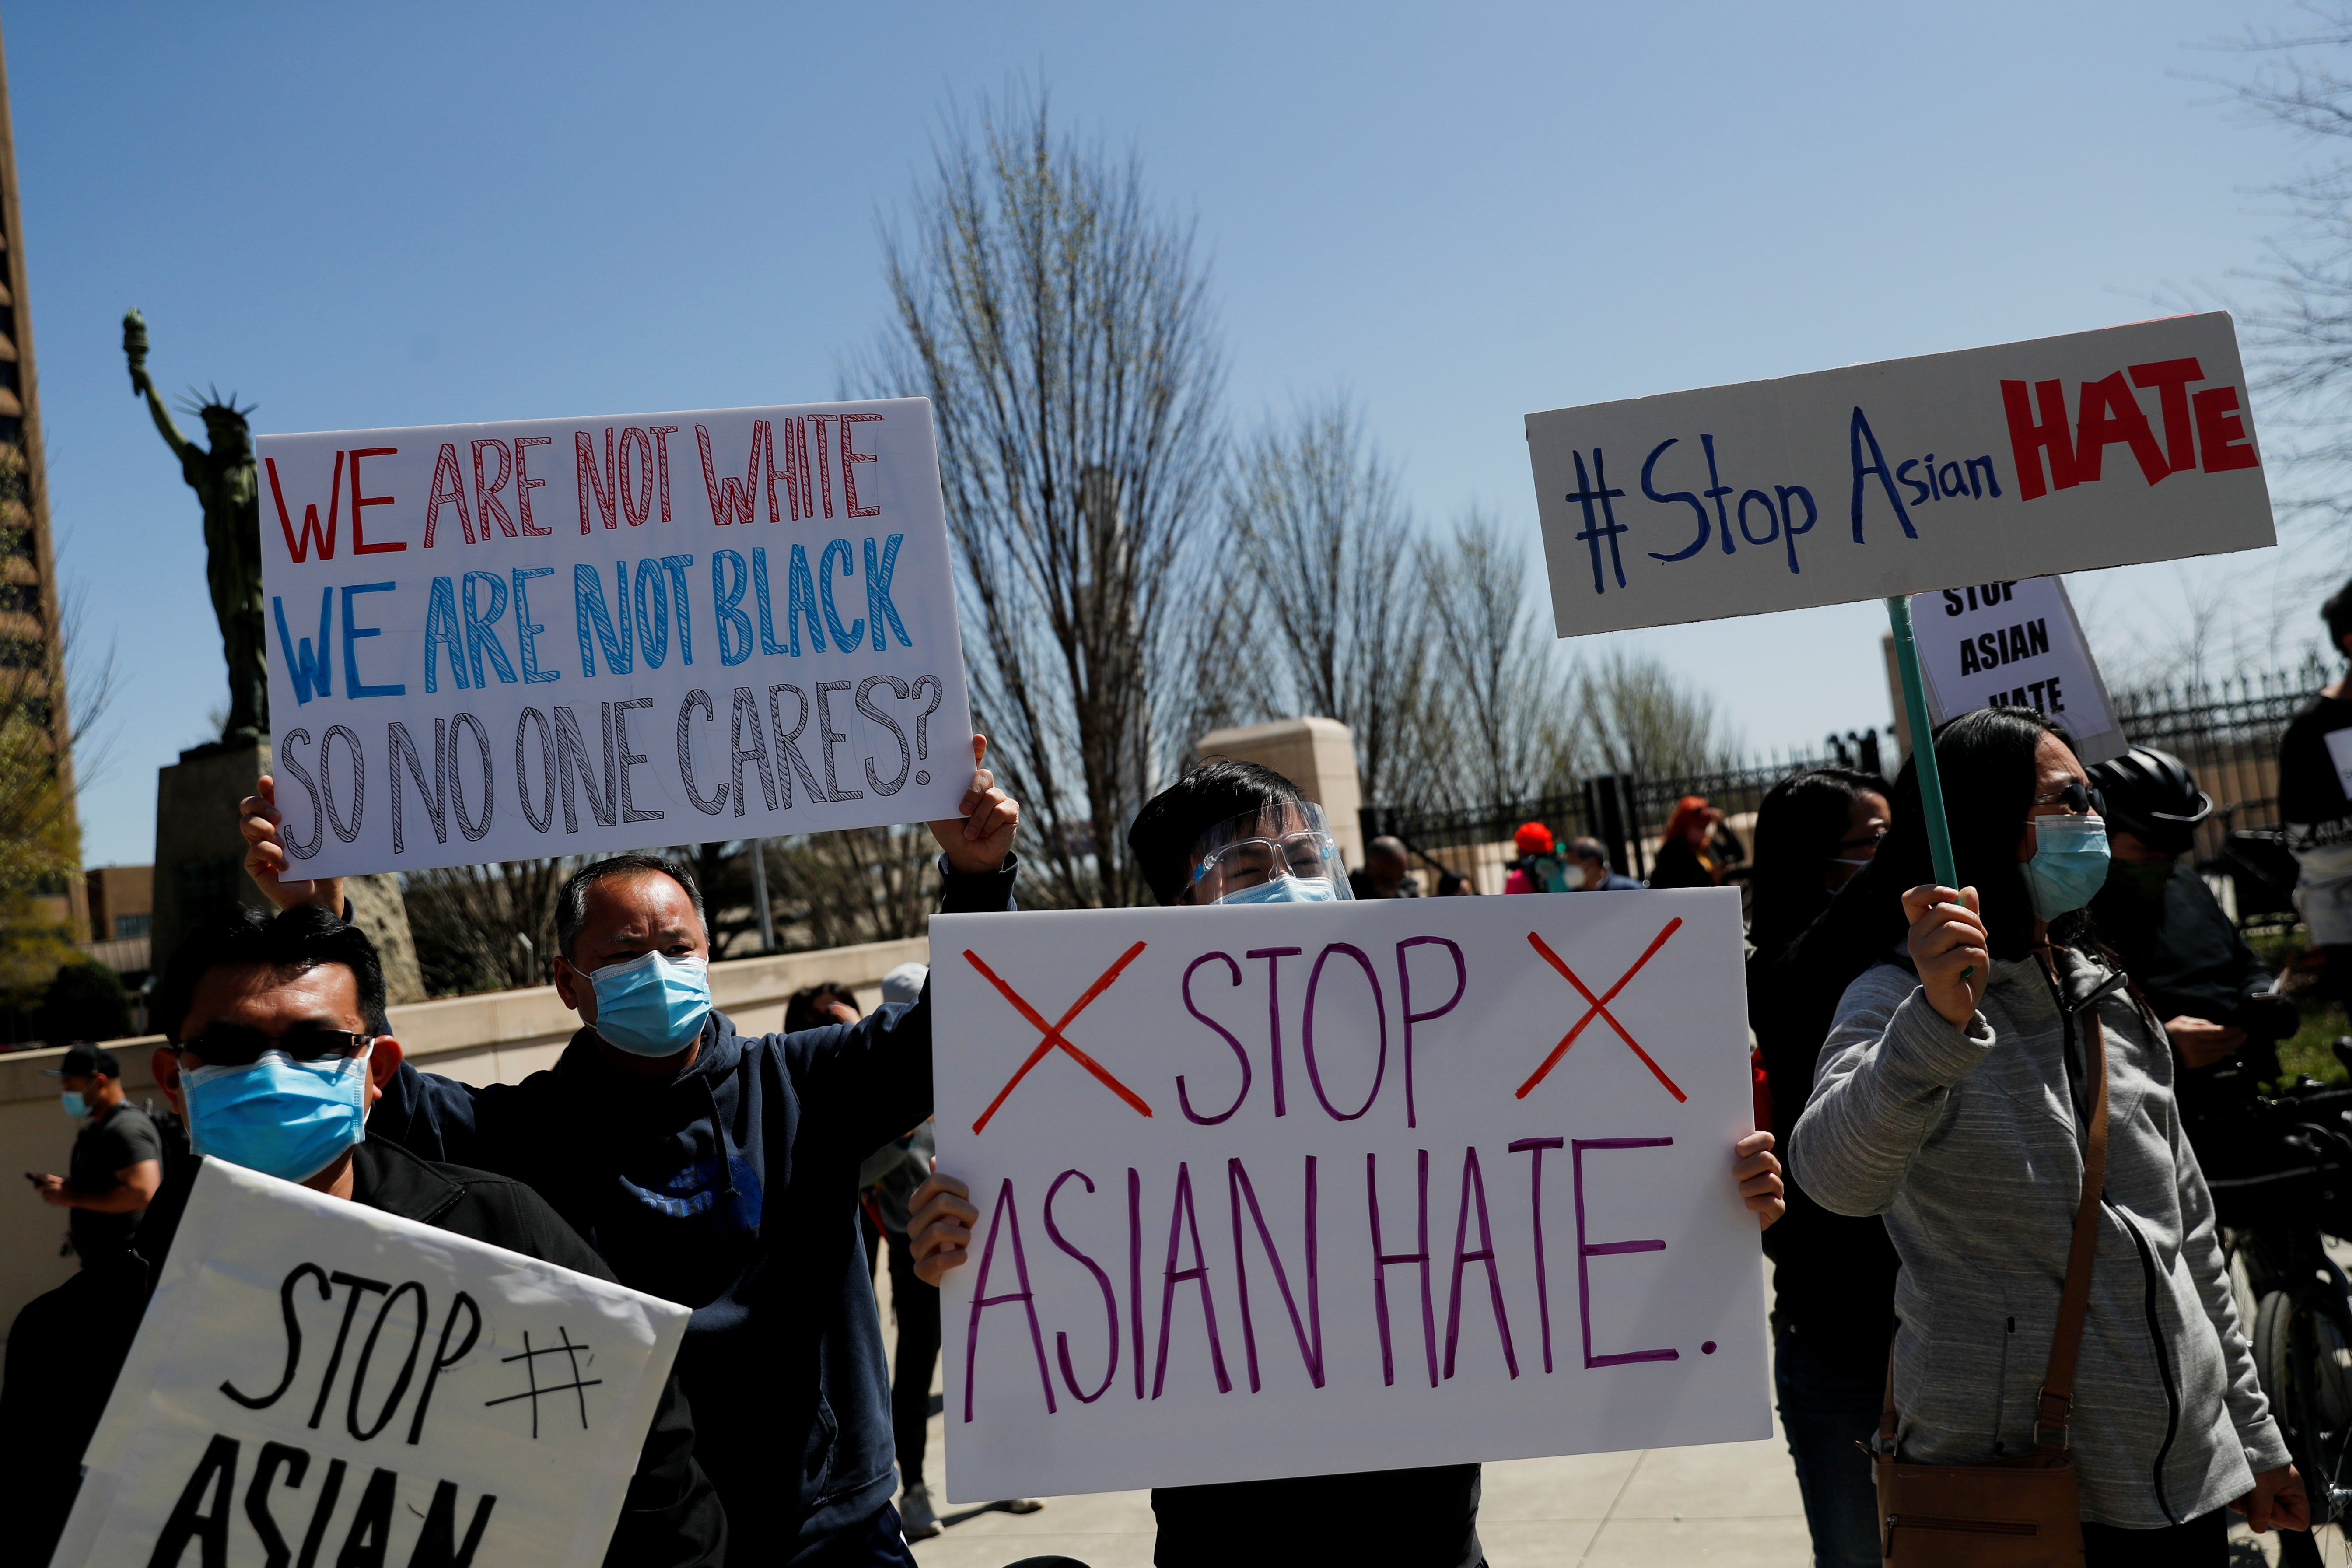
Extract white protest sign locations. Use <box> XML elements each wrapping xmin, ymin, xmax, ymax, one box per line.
<box><xmin>256</xmin><ymin>399</ymin><xmax>973</xmax><ymax>878</ymax></box>
<box><xmin>929</xmin><ymin>890</ymin><xmax>1767</xmax><ymax>1500</ymax></box>
<box><xmin>1908</xmin><ymin>576</ymin><xmax>2125</xmax><ymax>764</ymax></box>
<box><xmin>1526</xmin><ymin>312</ymin><xmax>2274</xmax><ymax>637</ymax></box>
<box><xmin>52</xmin><ymin>1159</ymin><xmax>687</xmax><ymax>1568</ymax></box>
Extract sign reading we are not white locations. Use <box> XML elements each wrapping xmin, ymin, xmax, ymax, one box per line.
<box><xmin>1525</xmin><ymin>312</ymin><xmax>2275</xmax><ymax>637</ymax></box>
<box><xmin>257</xmin><ymin>399</ymin><xmax>973</xmax><ymax>879</ymax></box>
<box><xmin>929</xmin><ymin>891</ymin><xmax>1766</xmax><ymax>1501</ymax></box>
<box><xmin>52</xmin><ymin>1161</ymin><xmax>687</xmax><ymax>1568</ymax></box>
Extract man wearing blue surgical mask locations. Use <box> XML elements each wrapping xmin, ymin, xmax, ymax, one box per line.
<box><xmin>234</xmin><ymin>738</ymin><xmax>1025</xmax><ymax>1567</ymax></box>
<box><xmin>0</xmin><ymin>907</ymin><xmax>728</xmax><ymax>1568</ymax></box>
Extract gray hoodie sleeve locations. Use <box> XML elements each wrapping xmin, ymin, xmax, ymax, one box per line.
<box><xmin>1789</xmin><ymin>963</ymin><xmax>1998</xmax><ymax>1218</ymax></box>
<box><xmin>2162</xmin><ymin>1051</ymin><xmax>2291</xmax><ymax>1473</ymax></box>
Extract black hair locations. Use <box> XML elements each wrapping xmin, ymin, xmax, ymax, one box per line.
<box><xmin>1566</xmin><ymin>836</ymin><xmax>1608</xmax><ymax>864</ymax></box>
<box><xmin>2328</xmin><ymin>578</ymin><xmax>2352</xmax><ymax>658</ymax></box>
<box><xmin>1828</xmin><ymin>706</ymin><xmax>2079</xmax><ymax>968</ymax></box>
<box><xmin>1127</xmin><ymin>758</ymin><xmax>1305</xmax><ymax>907</ymax></box>
<box><xmin>153</xmin><ymin>905</ymin><xmax>390</xmax><ymax>1042</ymax></box>
<box><xmin>554</xmin><ymin>854</ymin><xmax>707</xmax><ymax>961</ymax></box>
<box><xmin>1747</xmin><ymin>766</ymin><xmax>1890</xmax><ymax>956</ymax></box>
<box><xmin>784</xmin><ymin>982</ymin><xmax>860</xmax><ymax>1032</ymax></box>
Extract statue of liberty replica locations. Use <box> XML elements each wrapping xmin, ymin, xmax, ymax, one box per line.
<box><xmin>122</xmin><ymin>308</ymin><xmax>265</xmax><ymax>742</ymax></box>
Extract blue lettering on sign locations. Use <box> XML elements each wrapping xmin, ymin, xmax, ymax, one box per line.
<box><xmin>273</xmin><ymin>588</ymin><xmax>334</xmax><ymax>705</ymax></box>
<box><xmin>1566</xmin><ymin>449</ymin><xmax>1628</xmax><ymax>593</ymax></box>
<box><xmin>341</xmin><ymin>582</ymin><xmax>404</xmax><ymax>698</ymax></box>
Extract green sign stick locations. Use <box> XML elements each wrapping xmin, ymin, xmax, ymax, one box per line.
<box><xmin>1884</xmin><ymin>595</ymin><xmax>1973</xmax><ymax>977</ymax></box>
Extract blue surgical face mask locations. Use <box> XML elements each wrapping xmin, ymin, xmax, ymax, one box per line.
<box><xmin>59</xmin><ymin>1091</ymin><xmax>86</xmax><ymax>1119</ymax></box>
<box><xmin>2025</xmin><ymin>814</ymin><xmax>2111</xmax><ymax>920</ymax></box>
<box><xmin>1217</xmin><ymin>876</ymin><xmax>1341</xmax><ymax>906</ymax></box>
<box><xmin>589</xmin><ymin>950</ymin><xmax>712</xmax><ymax>1057</ymax></box>
<box><xmin>183</xmin><ymin>1047</ymin><xmax>371</xmax><ymax>1183</ymax></box>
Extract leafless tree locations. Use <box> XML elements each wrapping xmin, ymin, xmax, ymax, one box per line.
<box><xmin>400</xmin><ymin>858</ymin><xmax>575</xmax><ymax>997</ymax></box>
<box><xmin>1225</xmin><ymin>396</ymin><xmax>1431</xmax><ymax>804</ymax></box>
<box><xmin>1416</xmin><ymin>511</ymin><xmax>1574</xmax><ymax>809</ymax></box>
<box><xmin>1574</xmin><ymin>647</ymin><xmax>1741</xmax><ymax>782</ymax></box>
<box><xmin>858</xmin><ymin>88</ymin><xmax>1227</xmax><ymax>907</ymax></box>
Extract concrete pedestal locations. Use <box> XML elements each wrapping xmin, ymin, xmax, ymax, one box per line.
<box><xmin>1195</xmin><ymin>716</ymin><xmax>1365</xmax><ymax>871</ymax></box>
<box><xmin>151</xmin><ymin>740</ymin><xmax>423</xmax><ymax>1004</ymax></box>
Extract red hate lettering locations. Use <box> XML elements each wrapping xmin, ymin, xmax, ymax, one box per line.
<box><xmin>471</xmin><ymin>440</ymin><xmax>517</xmax><ymax>539</ymax></box>
<box><xmin>423</xmin><ymin>444</ymin><xmax>474</xmax><ymax>547</ymax></box>
<box><xmin>767</xmin><ymin>416</ymin><xmax>807</xmax><ymax>522</ymax></box>
<box><xmin>808</xmin><ymin>413</ymin><xmax>838</xmax><ymax>519</ymax></box>
<box><xmin>2072</xmin><ymin>372</ymin><xmax>2168</xmax><ymax>486</ymax></box>
<box><xmin>2194</xmin><ymin>385</ymin><xmax>2261</xmax><ymax>472</ymax></box>
<box><xmin>514</xmin><ymin>436</ymin><xmax>552</xmax><ymax>536</ymax></box>
<box><xmin>618</xmin><ymin>428</ymin><xmax>656</xmax><ymax>527</ymax></box>
<box><xmin>1999</xmin><ymin>379</ymin><xmax>2078</xmax><ymax>501</ymax></box>
<box><xmin>841</xmin><ymin>412</ymin><xmax>882</xmax><ymax>518</ymax></box>
<box><xmin>696</xmin><ymin>421</ymin><xmax>765</xmax><ymax>528</ymax></box>
<box><xmin>268</xmin><ymin>451</ymin><xmax>345</xmax><ymax>563</ymax></box>
<box><xmin>577</xmin><ymin>429</ymin><xmax>620</xmax><ymax>533</ymax></box>
<box><xmin>349</xmin><ymin>448</ymin><xmax>406</xmax><ymax>553</ymax></box>
<box><xmin>2128</xmin><ymin>357</ymin><xmax>2205</xmax><ymax>473</ymax></box>
<box><xmin>650</xmin><ymin>426</ymin><xmax>680</xmax><ymax>522</ymax></box>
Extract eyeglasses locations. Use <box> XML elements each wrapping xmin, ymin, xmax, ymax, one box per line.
<box><xmin>2030</xmin><ymin>781</ymin><xmax>2104</xmax><ymax>817</ymax></box>
<box><xmin>1193</xmin><ymin>831</ymin><xmax>1339</xmax><ymax>892</ymax></box>
<box><xmin>175</xmin><ymin>1024</ymin><xmax>372</xmax><ymax>1067</ymax></box>
<box><xmin>1836</xmin><ymin>827</ymin><xmax>1887</xmax><ymax>850</ymax></box>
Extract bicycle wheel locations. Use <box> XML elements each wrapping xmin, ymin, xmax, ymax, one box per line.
<box><xmin>2257</xmin><ymin>1287</ymin><xmax>2352</xmax><ymax>1564</ymax></box>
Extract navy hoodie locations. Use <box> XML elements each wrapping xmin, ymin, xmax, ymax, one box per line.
<box><xmin>367</xmin><ymin>855</ymin><xmax>1018</xmax><ymax>1564</ymax></box>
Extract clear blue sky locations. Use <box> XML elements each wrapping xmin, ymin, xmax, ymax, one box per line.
<box><xmin>6</xmin><ymin>0</ymin><xmax>2327</xmax><ymax>868</ymax></box>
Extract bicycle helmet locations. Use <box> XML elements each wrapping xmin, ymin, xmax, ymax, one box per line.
<box><xmin>2087</xmin><ymin>744</ymin><xmax>2212</xmax><ymax>856</ymax></box>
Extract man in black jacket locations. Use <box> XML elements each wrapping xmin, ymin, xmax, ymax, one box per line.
<box><xmin>236</xmin><ymin>739</ymin><xmax>1024</xmax><ymax>1566</ymax></box>
<box><xmin>0</xmin><ymin>906</ymin><xmax>727</xmax><ymax>1568</ymax></box>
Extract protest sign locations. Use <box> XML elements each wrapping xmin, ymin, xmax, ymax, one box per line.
<box><xmin>50</xmin><ymin>1159</ymin><xmax>687</xmax><ymax>1568</ymax></box>
<box><xmin>928</xmin><ymin>890</ymin><xmax>1767</xmax><ymax>1500</ymax></box>
<box><xmin>1526</xmin><ymin>312</ymin><xmax>2275</xmax><ymax>637</ymax></box>
<box><xmin>1907</xmin><ymin>576</ymin><xmax>2125</xmax><ymax>764</ymax></box>
<box><xmin>256</xmin><ymin>399</ymin><xmax>973</xmax><ymax>878</ymax></box>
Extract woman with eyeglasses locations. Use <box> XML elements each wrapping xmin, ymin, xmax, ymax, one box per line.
<box><xmin>1743</xmin><ymin>766</ymin><xmax>1897</xmax><ymax>1568</ymax></box>
<box><xmin>1788</xmin><ymin>707</ymin><xmax>2306</xmax><ymax>1564</ymax></box>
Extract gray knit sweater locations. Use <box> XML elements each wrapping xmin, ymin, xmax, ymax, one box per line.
<box><xmin>1789</xmin><ymin>948</ymin><xmax>2288</xmax><ymax>1528</ymax></box>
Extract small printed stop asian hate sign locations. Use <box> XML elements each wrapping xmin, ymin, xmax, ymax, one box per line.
<box><xmin>256</xmin><ymin>399</ymin><xmax>973</xmax><ymax>879</ymax></box>
<box><xmin>1525</xmin><ymin>312</ymin><xmax>2275</xmax><ymax>636</ymax></box>
<box><xmin>929</xmin><ymin>890</ymin><xmax>1766</xmax><ymax>1501</ymax></box>
<box><xmin>50</xmin><ymin>1160</ymin><xmax>687</xmax><ymax>1568</ymax></box>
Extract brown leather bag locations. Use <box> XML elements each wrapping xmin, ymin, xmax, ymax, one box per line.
<box><xmin>1871</xmin><ymin>1005</ymin><xmax>2109</xmax><ymax>1565</ymax></box>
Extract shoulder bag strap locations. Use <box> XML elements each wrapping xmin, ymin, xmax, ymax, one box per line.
<box><xmin>2033</xmin><ymin>1006</ymin><xmax>2110</xmax><ymax>1453</ymax></box>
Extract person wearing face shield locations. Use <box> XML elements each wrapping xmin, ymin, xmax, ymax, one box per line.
<box><xmin>233</xmin><ymin>738</ymin><xmax>1023</xmax><ymax>1567</ymax></box>
<box><xmin>0</xmin><ymin>906</ymin><xmax>728</xmax><ymax>1568</ymax></box>
<box><xmin>900</xmin><ymin>759</ymin><xmax>1787</xmax><ymax>1568</ymax></box>
<box><xmin>1789</xmin><ymin>708</ymin><xmax>2307</xmax><ymax>1558</ymax></box>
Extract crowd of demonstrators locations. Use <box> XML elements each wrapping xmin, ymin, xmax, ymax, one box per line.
<box><xmin>1743</xmin><ymin>767</ymin><xmax>1898</xmax><ymax>1568</ymax></box>
<box><xmin>903</xmin><ymin>758</ymin><xmax>1789</xmax><ymax>1568</ymax></box>
<box><xmin>1788</xmin><ymin>707</ymin><xmax>2304</xmax><ymax>1564</ymax></box>
<box><xmin>28</xmin><ymin>1043</ymin><xmax>163</xmax><ymax>1271</ymax></box>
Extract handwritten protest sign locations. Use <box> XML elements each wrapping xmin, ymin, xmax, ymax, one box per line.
<box><xmin>1908</xmin><ymin>576</ymin><xmax>2125</xmax><ymax>764</ymax></box>
<box><xmin>256</xmin><ymin>399</ymin><xmax>972</xmax><ymax>878</ymax></box>
<box><xmin>50</xmin><ymin>1159</ymin><xmax>687</xmax><ymax>1568</ymax></box>
<box><xmin>1526</xmin><ymin>312</ymin><xmax>2275</xmax><ymax>637</ymax></box>
<box><xmin>928</xmin><ymin>890</ymin><xmax>1767</xmax><ymax>1499</ymax></box>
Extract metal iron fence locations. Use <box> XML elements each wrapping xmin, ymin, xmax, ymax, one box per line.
<box><xmin>1362</xmin><ymin>661</ymin><xmax>2333</xmax><ymax>912</ymax></box>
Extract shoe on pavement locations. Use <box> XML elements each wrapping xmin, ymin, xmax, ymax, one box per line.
<box><xmin>899</xmin><ymin>1484</ymin><xmax>942</xmax><ymax>1540</ymax></box>
<box><xmin>998</xmin><ymin>1497</ymin><xmax>1045</xmax><ymax>1515</ymax></box>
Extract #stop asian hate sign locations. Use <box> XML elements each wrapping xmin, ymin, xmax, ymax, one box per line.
<box><xmin>256</xmin><ymin>399</ymin><xmax>973</xmax><ymax>878</ymax></box>
<box><xmin>928</xmin><ymin>891</ymin><xmax>1768</xmax><ymax>1501</ymax></box>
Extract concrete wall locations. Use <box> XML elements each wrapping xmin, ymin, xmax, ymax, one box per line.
<box><xmin>0</xmin><ymin>933</ymin><xmax>930</xmax><ymax>1342</ymax></box>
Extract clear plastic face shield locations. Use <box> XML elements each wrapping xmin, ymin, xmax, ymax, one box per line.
<box><xmin>1187</xmin><ymin>801</ymin><xmax>1355</xmax><ymax>906</ymax></box>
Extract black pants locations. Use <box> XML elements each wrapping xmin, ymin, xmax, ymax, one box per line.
<box><xmin>2081</xmin><ymin>1507</ymin><xmax>2227</xmax><ymax>1566</ymax></box>
<box><xmin>864</xmin><ymin>1211</ymin><xmax>942</xmax><ymax>1485</ymax></box>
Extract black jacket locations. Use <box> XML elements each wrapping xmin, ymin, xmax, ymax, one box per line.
<box><xmin>0</xmin><ymin>1140</ymin><xmax>725</xmax><ymax>1568</ymax></box>
<box><xmin>365</xmin><ymin>854</ymin><xmax>1020</xmax><ymax>1564</ymax></box>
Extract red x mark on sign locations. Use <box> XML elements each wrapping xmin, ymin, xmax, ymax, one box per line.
<box><xmin>965</xmin><ymin>942</ymin><xmax>1155</xmax><ymax>1134</ymax></box>
<box><xmin>1515</xmin><ymin>919</ymin><xmax>1687</xmax><ymax>1103</ymax></box>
